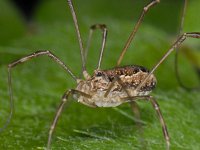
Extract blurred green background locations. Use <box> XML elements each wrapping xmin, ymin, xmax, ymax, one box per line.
<box><xmin>0</xmin><ymin>0</ymin><xmax>200</xmax><ymax>149</ymax></box>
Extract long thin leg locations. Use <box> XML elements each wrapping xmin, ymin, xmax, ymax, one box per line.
<box><xmin>47</xmin><ymin>89</ymin><xmax>92</xmax><ymax>149</ymax></box>
<box><xmin>67</xmin><ymin>0</ymin><xmax>86</xmax><ymax>74</ymax></box>
<box><xmin>47</xmin><ymin>90</ymin><xmax>71</xmax><ymax>150</ymax></box>
<box><xmin>8</xmin><ymin>50</ymin><xmax>77</xmax><ymax>80</ymax></box>
<box><xmin>117</xmin><ymin>0</ymin><xmax>160</xmax><ymax>66</ymax></box>
<box><xmin>175</xmin><ymin>0</ymin><xmax>188</xmax><ymax>89</ymax></box>
<box><xmin>175</xmin><ymin>0</ymin><xmax>200</xmax><ymax>90</ymax></box>
<box><xmin>148</xmin><ymin>96</ymin><xmax>169</xmax><ymax>149</ymax></box>
<box><xmin>0</xmin><ymin>68</ymin><xmax>14</xmax><ymax>132</ymax></box>
<box><xmin>122</xmin><ymin>95</ymin><xmax>170</xmax><ymax>150</ymax></box>
<box><xmin>135</xmin><ymin>32</ymin><xmax>200</xmax><ymax>92</ymax></box>
<box><xmin>0</xmin><ymin>50</ymin><xmax>78</xmax><ymax>132</ymax></box>
<box><xmin>84</xmin><ymin>24</ymin><xmax>108</xmax><ymax>70</ymax></box>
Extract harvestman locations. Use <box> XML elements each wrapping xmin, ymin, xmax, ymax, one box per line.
<box><xmin>1</xmin><ymin>0</ymin><xmax>200</xmax><ymax>149</ymax></box>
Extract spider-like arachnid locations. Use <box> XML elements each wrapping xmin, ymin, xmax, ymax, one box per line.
<box><xmin>0</xmin><ymin>0</ymin><xmax>200</xmax><ymax>149</ymax></box>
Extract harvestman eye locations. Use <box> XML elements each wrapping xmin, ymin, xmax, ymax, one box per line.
<box><xmin>0</xmin><ymin>0</ymin><xmax>200</xmax><ymax>149</ymax></box>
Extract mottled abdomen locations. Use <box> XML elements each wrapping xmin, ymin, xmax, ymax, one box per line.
<box><xmin>101</xmin><ymin>65</ymin><xmax>156</xmax><ymax>91</ymax></box>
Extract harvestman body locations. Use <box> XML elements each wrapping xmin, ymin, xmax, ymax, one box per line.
<box><xmin>0</xmin><ymin>0</ymin><xmax>200</xmax><ymax>149</ymax></box>
<box><xmin>75</xmin><ymin>65</ymin><xmax>156</xmax><ymax>108</ymax></box>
